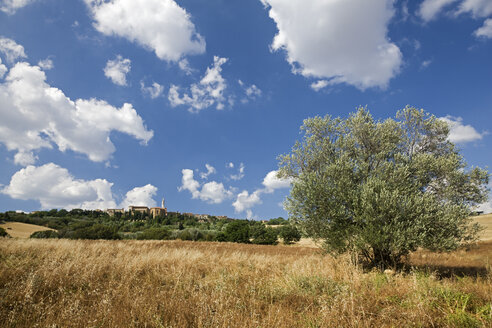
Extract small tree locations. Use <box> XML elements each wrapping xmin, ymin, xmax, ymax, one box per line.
<box><xmin>279</xmin><ymin>225</ymin><xmax>301</xmax><ymax>245</ymax></box>
<box><xmin>278</xmin><ymin>106</ymin><xmax>488</xmax><ymax>269</ymax></box>
<box><xmin>250</xmin><ymin>222</ymin><xmax>278</xmax><ymax>245</ymax></box>
<box><xmin>224</xmin><ymin>220</ymin><xmax>250</xmax><ymax>243</ymax></box>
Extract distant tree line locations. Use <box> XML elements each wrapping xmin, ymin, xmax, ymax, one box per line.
<box><xmin>0</xmin><ymin>210</ymin><xmax>301</xmax><ymax>245</ymax></box>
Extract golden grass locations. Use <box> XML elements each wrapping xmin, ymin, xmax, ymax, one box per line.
<box><xmin>1</xmin><ymin>239</ymin><xmax>491</xmax><ymax>328</ymax></box>
<box><xmin>0</xmin><ymin>222</ymin><xmax>55</xmax><ymax>238</ymax></box>
<box><xmin>473</xmin><ymin>214</ymin><xmax>492</xmax><ymax>241</ymax></box>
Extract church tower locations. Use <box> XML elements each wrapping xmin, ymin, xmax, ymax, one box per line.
<box><xmin>161</xmin><ymin>198</ymin><xmax>165</xmax><ymax>209</ymax></box>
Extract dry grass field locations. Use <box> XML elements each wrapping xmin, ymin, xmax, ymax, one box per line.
<box><xmin>0</xmin><ymin>222</ymin><xmax>55</xmax><ymax>238</ymax></box>
<box><xmin>473</xmin><ymin>214</ymin><xmax>492</xmax><ymax>241</ymax></box>
<box><xmin>1</xmin><ymin>238</ymin><xmax>491</xmax><ymax>328</ymax></box>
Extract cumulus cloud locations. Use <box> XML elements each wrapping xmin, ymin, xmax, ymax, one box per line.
<box><xmin>232</xmin><ymin>170</ymin><xmax>291</xmax><ymax>216</ymax></box>
<box><xmin>475</xmin><ymin>18</ymin><xmax>492</xmax><ymax>38</ymax></box>
<box><xmin>168</xmin><ymin>56</ymin><xmax>229</xmax><ymax>112</ymax></box>
<box><xmin>13</xmin><ymin>151</ymin><xmax>37</xmax><ymax>166</ymax></box>
<box><xmin>104</xmin><ymin>55</ymin><xmax>131</xmax><ymax>86</ymax></box>
<box><xmin>232</xmin><ymin>190</ymin><xmax>262</xmax><ymax>213</ymax></box>
<box><xmin>85</xmin><ymin>0</ymin><xmax>205</xmax><ymax>62</ymax></box>
<box><xmin>2</xmin><ymin>163</ymin><xmax>159</xmax><ymax>209</ymax></box>
<box><xmin>0</xmin><ymin>61</ymin><xmax>153</xmax><ymax>164</ymax></box>
<box><xmin>229</xmin><ymin>162</ymin><xmax>245</xmax><ymax>181</ymax></box>
<box><xmin>0</xmin><ymin>37</ymin><xmax>27</xmax><ymax>63</ymax></box>
<box><xmin>200</xmin><ymin>164</ymin><xmax>216</xmax><ymax>179</ymax></box>
<box><xmin>140</xmin><ymin>81</ymin><xmax>164</xmax><ymax>99</ymax></box>
<box><xmin>260</xmin><ymin>0</ymin><xmax>402</xmax><ymax>90</ymax></box>
<box><xmin>0</xmin><ymin>0</ymin><xmax>36</xmax><ymax>14</ymax></box>
<box><xmin>440</xmin><ymin>116</ymin><xmax>486</xmax><ymax>143</ymax></box>
<box><xmin>0</xmin><ymin>58</ymin><xmax>6</xmax><ymax>78</ymax></box>
<box><xmin>179</xmin><ymin>168</ymin><xmax>233</xmax><ymax>204</ymax></box>
<box><xmin>1</xmin><ymin>163</ymin><xmax>117</xmax><ymax>209</ymax></box>
<box><xmin>120</xmin><ymin>184</ymin><xmax>158</xmax><ymax>208</ymax></box>
<box><xmin>418</xmin><ymin>0</ymin><xmax>458</xmax><ymax>21</ymax></box>
<box><xmin>37</xmin><ymin>58</ymin><xmax>53</xmax><ymax>70</ymax></box>
<box><xmin>262</xmin><ymin>170</ymin><xmax>292</xmax><ymax>192</ymax></box>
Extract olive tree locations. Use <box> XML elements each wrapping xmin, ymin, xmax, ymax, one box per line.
<box><xmin>278</xmin><ymin>106</ymin><xmax>488</xmax><ymax>269</ymax></box>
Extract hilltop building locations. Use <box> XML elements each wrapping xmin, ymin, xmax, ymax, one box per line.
<box><xmin>106</xmin><ymin>208</ymin><xmax>125</xmax><ymax>216</ymax></box>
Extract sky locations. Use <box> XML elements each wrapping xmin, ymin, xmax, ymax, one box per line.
<box><xmin>0</xmin><ymin>0</ymin><xmax>491</xmax><ymax>219</ymax></box>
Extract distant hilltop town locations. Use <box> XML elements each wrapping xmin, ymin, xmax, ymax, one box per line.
<box><xmin>105</xmin><ymin>198</ymin><xmax>233</xmax><ymax>222</ymax></box>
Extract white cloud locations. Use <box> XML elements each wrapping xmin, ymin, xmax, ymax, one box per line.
<box><xmin>179</xmin><ymin>169</ymin><xmax>201</xmax><ymax>198</ymax></box>
<box><xmin>120</xmin><ymin>184</ymin><xmax>157</xmax><ymax>208</ymax></box>
<box><xmin>440</xmin><ymin>116</ymin><xmax>486</xmax><ymax>143</ymax></box>
<box><xmin>141</xmin><ymin>81</ymin><xmax>164</xmax><ymax>99</ymax></box>
<box><xmin>199</xmin><ymin>181</ymin><xmax>233</xmax><ymax>204</ymax></box>
<box><xmin>0</xmin><ymin>61</ymin><xmax>153</xmax><ymax>164</ymax></box>
<box><xmin>421</xmin><ymin>59</ymin><xmax>433</xmax><ymax>69</ymax></box>
<box><xmin>232</xmin><ymin>190</ymin><xmax>262</xmax><ymax>213</ymax></box>
<box><xmin>419</xmin><ymin>0</ymin><xmax>492</xmax><ymax>39</ymax></box>
<box><xmin>310</xmin><ymin>80</ymin><xmax>329</xmax><ymax>92</ymax></box>
<box><xmin>178</xmin><ymin>168</ymin><xmax>233</xmax><ymax>204</ymax></box>
<box><xmin>1</xmin><ymin>163</ymin><xmax>117</xmax><ymax>209</ymax></box>
<box><xmin>230</xmin><ymin>162</ymin><xmax>245</xmax><ymax>181</ymax></box>
<box><xmin>238</xmin><ymin>80</ymin><xmax>262</xmax><ymax>103</ymax></box>
<box><xmin>232</xmin><ymin>170</ymin><xmax>291</xmax><ymax>215</ymax></box>
<box><xmin>418</xmin><ymin>0</ymin><xmax>458</xmax><ymax>21</ymax></box>
<box><xmin>262</xmin><ymin>170</ymin><xmax>291</xmax><ymax>193</ymax></box>
<box><xmin>0</xmin><ymin>0</ymin><xmax>36</xmax><ymax>15</ymax></box>
<box><xmin>178</xmin><ymin>58</ymin><xmax>194</xmax><ymax>75</ymax></box>
<box><xmin>0</xmin><ymin>58</ymin><xmax>6</xmax><ymax>78</ymax></box>
<box><xmin>456</xmin><ymin>0</ymin><xmax>492</xmax><ymax>17</ymax></box>
<box><xmin>2</xmin><ymin>163</ymin><xmax>159</xmax><ymax>210</ymax></box>
<box><xmin>475</xmin><ymin>18</ymin><xmax>492</xmax><ymax>38</ymax></box>
<box><xmin>261</xmin><ymin>0</ymin><xmax>402</xmax><ymax>90</ymax></box>
<box><xmin>104</xmin><ymin>55</ymin><xmax>131</xmax><ymax>86</ymax></box>
<box><xmin>0</xmin><ymin>37</ymin><xmax>27</xmax><ymax>63</ymax></box>
<box><xmin>169</xmin><ymin>56</ymin><xmax>229</xmax><ymax>112</ymax></box>
<box><xmin>200</xmin><ymin>163</ymin><xmax>216</xmax><ymax>179</ymax></box>
<box><xmin>85</xmin><ymin>0</ymin><xmax>205</xmax><ymax>62</ymax></box>
<box><xmin>227</xmin><ymin>162</ymin><xmax>234</xmax><ymax>169</ymax></box>
<box><xmin>37</xmin><ymin>58</ymin><xmax>53</xmax><ymax>70</ymax></box>
<box><xmin>13</xmin><ymin>151</ymin><xmax>37</xmax><ymax>166</ymax></box>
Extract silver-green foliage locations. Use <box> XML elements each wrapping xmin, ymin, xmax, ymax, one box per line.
<box><xmin>278</xmin><ymin>106</ymin><xmax>489</xmax><ymax>268</ymax></box>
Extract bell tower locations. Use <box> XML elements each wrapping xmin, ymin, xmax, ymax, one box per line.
<box><xmin>161</xmin><ymin>198</ymin><xmax>165</xmax><ymax>209</ymax></box>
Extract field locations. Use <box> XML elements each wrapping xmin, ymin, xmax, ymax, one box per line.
<box><xmin>473</xmin><ymin>214</ymin><xmax>492</xmax><ymax>241</ymax></box>
<box><xmin>0</xmin><ymin>221</ymin><xmax>55</xmax><ymax>238</ymax></box>
<box><xmin>1</xmin><ymin>238</ymin><xmax>491</xmax><ymax>328</ymax></box>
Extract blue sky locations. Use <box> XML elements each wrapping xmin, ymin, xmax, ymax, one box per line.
<box><xmin>0</xmin><ymin>0</ymin><xmax>491</xmax><ymax>219</ymax></box>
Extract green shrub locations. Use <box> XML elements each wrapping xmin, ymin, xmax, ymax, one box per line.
<box><xmin>224</xmin><ymin>220</ymin><xmax>250</xmax><ymax>243</ymax></box>
<box><xmin>279</xmin><ymin>225</ymin><xmax>301</xmax><ymax>245</ymax></box>
<box><xmin>71</xmin><ymin>224</ymin><xmax>120</xmax><ymax>240</ymax></box>
<box><xmin>250</xmin><ymin>222</ymin><xmax>278</xmax><ymax>245</ymax></box>
<box><xmin>0</xmin><ymin>227</ymin><xmax>9</xmax><ymax>237</ymax></box>
<box><xmin>137</xmin><ymin>227</ymin><xmax>171</xmax><ymax>240</ymax></box>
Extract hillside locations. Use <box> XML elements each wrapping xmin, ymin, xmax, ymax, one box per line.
<box><xmin>473</xmin><ymin>213</ymin><xmax>492</xmax><ymax>241</ymax></box>
<box><xmin>0</xmin><ymin>222</ymin><xmax>55</xmax><ymax>238</ymax></box>
<box><xmin>1</xmin><ymin>239</ymin><xmax>491</xmax><ymax>327</ymax></box>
